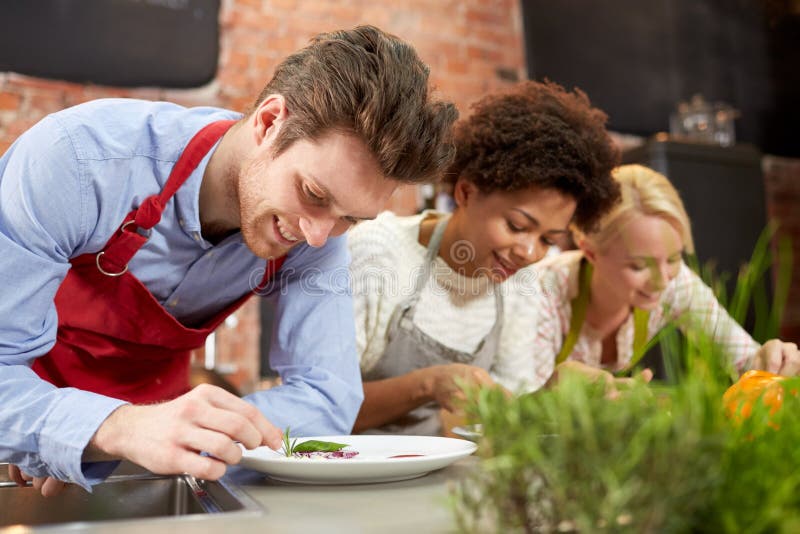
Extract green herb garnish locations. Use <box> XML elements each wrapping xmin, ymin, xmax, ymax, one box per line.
<box><xmin>280</xmin><ymin>427</ymin><xmax>349</xmax><ymax>456</ymax></box>
<box><xmin>281</xmin><ymin>426</ymin><xmax>299</xmax><ymax>457</ymax></box>
<box><xmin>292</xmin><ymin>440</ymin><xmax>349</xmax><ymax>453</ymax></box>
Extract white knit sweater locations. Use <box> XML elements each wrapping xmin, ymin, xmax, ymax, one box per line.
<box><xmin>347</xmin><ymin>211</ymin><xmax>546</xmax><ymax>393</ymax></box>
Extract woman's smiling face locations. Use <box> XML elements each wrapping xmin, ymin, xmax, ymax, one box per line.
<box><xmin>450</xmin><ymin>180</ymin><xmax>576</xmax><ymax>282</ymax></box>
<box><xmin>587</xmin><ymin>213</ymin><xmax>685</xmax><ymax>310</ymax></box>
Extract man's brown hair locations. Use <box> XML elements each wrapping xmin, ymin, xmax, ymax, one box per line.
<box><xmin>443</xmin><ymin>80</ymin><xmax>621</xmax><ymax>232</ymax></box>
<box><xmin>251</xmin><ymin>25</ymin><xmax>458</xmax><ymax>184</ymax></box>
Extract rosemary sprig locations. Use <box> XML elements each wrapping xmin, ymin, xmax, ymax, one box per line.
<box><xmin>281</xmin><ymin>426</ymin><xmax>299</xmax><ymax>457</ymax></box>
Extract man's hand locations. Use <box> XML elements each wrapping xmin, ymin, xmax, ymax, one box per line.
<box><xmin>88</xmin><ymin>384</ymin><xmax>282</xmax><ymax>481</ymax></box>
<box><xmin>751</xmin><ymin>339</ymin><xmax>800</xmax><ymax>376</ymax></box>
<box><xmin>423</xmin><ymin>363</ymin><xmax>503</xmax><ymax>412</ymax></box>
<box><xmin>8</xmin><ymin>464</ymin><xmax>67</xmax><ymax>497</ymax></box>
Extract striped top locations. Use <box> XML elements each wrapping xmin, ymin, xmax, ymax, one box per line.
<box><xmin>530</xmin><ymin>250</ymin><xmax>760</xmax><ymax>379</ymax></box>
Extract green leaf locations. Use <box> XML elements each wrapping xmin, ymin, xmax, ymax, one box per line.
<box><xmin>292</xmin><ymin>440</ymin><xmax>349</xmax><ymax>453</ymax></box>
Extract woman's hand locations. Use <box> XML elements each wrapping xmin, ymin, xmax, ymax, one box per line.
<box><xmin>751</xmin><ymin>340</ymin><xmax>800</xmax><ymax>376</ymax></box>
<box><xmin>549</xmin><ymin>360</ymin><xmax>653</xmax><ymax>398</ymax></box>
<box><xmin>423</xmin><ymin>363</ymin><xmax>504</xmax><ymax>412</ymax></box>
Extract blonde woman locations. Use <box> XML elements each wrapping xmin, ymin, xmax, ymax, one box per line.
<box><xmin>533</xmin><ymin>164</ymin><xmax>799</xmax><ymax>382</ymax></box>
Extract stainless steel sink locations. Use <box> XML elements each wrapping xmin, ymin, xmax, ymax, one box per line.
<box><xmin>0</xmin><ymin>462</ymin><xmax>263</xmax><ymax>530</ymax></box>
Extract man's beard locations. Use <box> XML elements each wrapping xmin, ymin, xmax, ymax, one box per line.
<box><xmin>241</xmin><ymin>212</ymin><xmax>278</xmax><ymax>259</ymax></box>
<box><xmin>236</xmin><ymin>156</ymin><xmax>300</xmax><ymax>259</ymax></box>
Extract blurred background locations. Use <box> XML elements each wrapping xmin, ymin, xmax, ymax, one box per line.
<box><xmin>1</xmin><ymin>0</ymin><xmax>797</xmax><ymax>393</ymax></box>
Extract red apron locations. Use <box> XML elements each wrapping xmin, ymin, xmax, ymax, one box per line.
<box><xmin>32</xmin><ymin>120</ymin><xmax>285</xmax><ymax>404</ymax></box>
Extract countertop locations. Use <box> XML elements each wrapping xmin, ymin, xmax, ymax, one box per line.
<box><xmin>10</xmin><ymin>457</ymin><xmax>477</xmax><ymax>534</ymax></box>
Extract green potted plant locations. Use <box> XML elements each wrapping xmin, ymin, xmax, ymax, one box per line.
<box><xmin>451</xmin><ymin>230</ymin><xmax>799</xmax><ymax>533</ymax></box>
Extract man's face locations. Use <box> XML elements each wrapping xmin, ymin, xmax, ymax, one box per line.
<box><xmin>237</xmin><ymin>129</ymin><xmax>396</xmax><ymax>259</ymax></box>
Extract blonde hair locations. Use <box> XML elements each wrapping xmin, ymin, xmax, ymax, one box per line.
<box><xmin>579</xmin><ymin>164</ymin><xmax>694</xmax><ymax>254</ymax></box>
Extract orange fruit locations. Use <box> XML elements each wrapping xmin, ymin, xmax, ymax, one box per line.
<box><xmin>723</xmin><ymin>370</ymin><xmax>789</xmax><ymax>425</ymax></box>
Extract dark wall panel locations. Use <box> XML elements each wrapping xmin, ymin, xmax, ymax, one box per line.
<box><xmin>521</xmin><ymin>0</ymin><xmax>799</xmax><ymax>157</ymax></box>
<box><xmin>0</xmin><ymin>0</ymin><xmax>220</xmax><ymax>88</ymax></box>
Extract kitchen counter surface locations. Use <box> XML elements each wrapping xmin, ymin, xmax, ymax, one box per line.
<box><xmin>6</xmin><ymin>457</ymin><xmax>477</xmax><ymax>534</ymax></box>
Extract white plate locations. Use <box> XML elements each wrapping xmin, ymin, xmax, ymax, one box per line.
<box><xmin>451</xmin><ymin>424</ymin><xmax>483</xmax><ymax>442</ymax></box>
<box><xmin>239</xmin><ymin>435</ymin><xmax>477</xmax><ymax>484</ymax></box>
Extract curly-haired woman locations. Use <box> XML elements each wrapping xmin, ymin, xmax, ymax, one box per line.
<box><xmin>348</xmin><ymin>80</ymin><xmax>621</xmax><ymax>435</ymax></box>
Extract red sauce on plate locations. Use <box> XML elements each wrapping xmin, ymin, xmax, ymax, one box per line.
<box><xmin>388</xmin><ymin>454</ymin><xmax>425</xmax><ymax>458</ymax></box>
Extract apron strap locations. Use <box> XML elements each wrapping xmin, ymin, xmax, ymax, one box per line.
<box><xmin>555</xmin><ymin>258</ymin><xmax>592</xmax><ymax>364</ymax></box>
<box><xmin>554</xmin><ymin>258</ymin><xmax>651</xmax><ymax>370</ymax></box>
<box><xmin>615</xmin><ymin>308</ymin><xmax>651</xmax><ymax>375</ymax></box>
<box><xmin>403</xmin><ymin>215</ymin><xmax>451</xmax><ymax>321</ymax></box>
<box><xmin>253</xmin><ymin>255</ymin><xmax>287</xmax><ymax>292</ymax></box>
<box><xmin>96</xmin><ymin>120</ymin><xmax>237</xmax><ymax>276</ymax></box>
<box><xmin>489</xmin><ymin>282</ymin><xmax>504</xmax><ymax>337</ymax></box>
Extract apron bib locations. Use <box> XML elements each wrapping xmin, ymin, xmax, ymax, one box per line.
<box><xmin>363</xmin><ymin>215</ymin><xmax>503</xmax><ymax>435</ymax></box>
<box><xmin>33</xmin><ymin>120</ymin><xmax>285</xmax><ymax>403</ymax></box>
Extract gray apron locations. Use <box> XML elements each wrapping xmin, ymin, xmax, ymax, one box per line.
<box><xmin>362</xmin><ymin>215</ymin><xmax>503</xmax><ymax>435</ymax></box>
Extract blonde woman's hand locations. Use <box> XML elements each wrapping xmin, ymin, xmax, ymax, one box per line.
<box><xmin>605</xmin><ymin>368</ymin><xmax>654</xmax><ymax>400</ymax></box>
<box><xmin>751</xmin><ymin>339</ymin><xmax>800</xmax><ymax>376</ymax></box>
<box><xmin>549</xmin><ymin>360</ymin><xmax>653</xmax><ymax>399</ymax></box>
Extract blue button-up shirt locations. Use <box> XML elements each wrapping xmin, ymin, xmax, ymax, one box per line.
<box><xmin>0</xmin><ymin>99</ymin><xmax>363</xmax><ymax>489</ymax></box>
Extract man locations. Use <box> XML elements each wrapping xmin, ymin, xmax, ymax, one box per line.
<box><xmin>0</xmin><ymin>25</ymin><xmax>457</xmax><ymax>495</ymax></box>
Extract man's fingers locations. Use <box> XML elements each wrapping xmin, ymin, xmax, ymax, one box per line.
<box><xmin>180</xmin><ymin>428</ymin><xmax>243</xmax><ymax>466</ymax></box>
<box><xmin>91</xmin><ymin>394</ymin><xmax>275</xmax><ymax>483</ymax></box>
<box><xmin>9</xmin><ymin>464</ymin><xmax>26</xmax><ymax>486</ymax></box>
<box><xmin>7</xmin><ymin>466</ymin><xmax>67</xmax><ymax>497</ymax></box>
<box><xmin>195</xmin><ymin>406</ymin><xmax>263</xmax><ymax>450</ymax></box>
<box><xmin>143</xmin><ymin>446</ymin><xmax>227</xmax><ymax>481</ymax></box>
<box><xmin>174</xmin><ymin>450</ymin><xmax>228</xmax><ymax>481</ymax></box>
<box><xmin>32</xmin><ymin>477</ymin><xmax>46</xmax><ymax>492</ymax></box>
<box><xmin>195</xmin><ymin>385</ymin><xmax>281</xmax><ymax>449</ymax></box>
<box><xmin>41</xmin><ymin>477</ymin><xmax>67</xmax><ymax>497</ymax></box>
<box><xmin>247</xmin><ymin>414</ymin><xmax>282</xmax><ymax>450</ymax></box>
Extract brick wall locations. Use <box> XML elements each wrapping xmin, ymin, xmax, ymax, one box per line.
<box><xmin>0</xmin><ymin>0</ymin><xmax>525</xmax><ymax>393</ymax></box>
